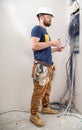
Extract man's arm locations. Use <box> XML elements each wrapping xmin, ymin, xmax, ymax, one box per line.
<box><xmin>31</xmin><ymin>37</ymin><xmax>61</xmax><ymax>51</ymax></box>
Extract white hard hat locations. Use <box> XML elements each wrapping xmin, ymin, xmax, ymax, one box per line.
<box><xmin>36</xmin><ymin>6</ymin><xmax>54</xmax><ymax>17</ymax></box>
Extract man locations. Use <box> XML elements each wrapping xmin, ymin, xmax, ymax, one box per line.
<box><xmin>30</xmin><ymin>6</ymin><xmax>64</xmax><ymax>127</ymax></box>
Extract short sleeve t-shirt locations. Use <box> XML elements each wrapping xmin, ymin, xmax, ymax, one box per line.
<box><xmin>31</xmin><ymin>25</ymin><xmax>53</xmax><ymax>65</ymax></box>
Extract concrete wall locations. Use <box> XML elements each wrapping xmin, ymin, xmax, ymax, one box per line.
<box><xmin>65</xmin><ymin>0</ymin><xmax>82</xmax><ymax>114</ymax></box>
<box><xmin>0</xmin><ymin>0</ymin><xmax>70</xmax><ymax>112</ymax></box>
<box><xmin>74</xmin><ymin>0</ymin><xmax>82</xmax><ymax>113</ymax></box>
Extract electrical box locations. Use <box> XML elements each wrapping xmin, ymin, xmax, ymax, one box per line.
<box><xmin>68</xmin><ymin>1</ymin><xmax>80</xmax><ymax>54</ymax></box>
<box><xmin>69</xmin><ymin>12</ymin><xmax>79</xmax><ymax>53</ymax></box>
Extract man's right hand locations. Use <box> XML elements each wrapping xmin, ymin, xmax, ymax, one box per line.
<box><xmin>52</xmin><ymin>39</ymin><xmax>62</xmax><ymax>48</ymax></box>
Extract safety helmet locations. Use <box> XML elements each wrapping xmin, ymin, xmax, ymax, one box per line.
<box><xmin>36</xmin><ymin>6</ymin><xmax>54</xmax><ymax>17</ymax></box>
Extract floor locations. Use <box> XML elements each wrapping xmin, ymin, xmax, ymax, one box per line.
<box><xmin>0</xmin><ymin>111</ymin><xmax>82</xmax><ymax>130</ymax></box>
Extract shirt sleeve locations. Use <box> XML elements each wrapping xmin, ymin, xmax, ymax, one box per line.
<box><xmin>31</xmin><ymin>26</ymin><xmax>42</xmax><ymax>39</ymax></box>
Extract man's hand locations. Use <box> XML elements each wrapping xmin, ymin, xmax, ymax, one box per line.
<box><xmin>52</xmin><ymin>39</ymin><xmax>62</xmax><ymax>48</ymax></box>
<box><xmin>57</xmin><ymin>46</ymin><xmax>64</xmax><ymax>52</ymax></box>
<box><xmin>52</xmin><ymin>39</ymin><xmax>64</xmax><ymax>52</ymax></box>
<box><xmin>51</xmin><ymin>46</ymin><xmax>64</xmax><ymax>53</ymax></box>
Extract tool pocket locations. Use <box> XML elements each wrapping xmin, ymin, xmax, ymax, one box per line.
<box><xmin>52</xmin><ymin>65</ymin><xmax>56</xmax><ymax>80</ymax></box>
<box><xmin>38</xmin><ymin>65</ymin><xmax>49</xmax><ymax>86</ymax></box>
<box><xmin>32</xmin><ymin>64</ymin><xmax>49</xmax><ymax>86</ymax></box>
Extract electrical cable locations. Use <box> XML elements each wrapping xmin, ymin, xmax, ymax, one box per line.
<box><xmin>50</xmin><ymin>102</ymin><xmax>66</xmax><ymax>111</ymax></box>
<box><xmin>57</xmin><ymin>113</ymin><xmax>82</xmax><ymax>120</ymax></box>
<box><xmin>64</xmin><ymin>53</ymin><xmax>76</xmax><ymax>112</ymax></box>
<box><xmin>50</xmin><ymin>51</ymin><xmax>77</xmax><ymax>113</ymax></box>
<box><xmin>59</xmin><ymin>52</ymin><xmax>77</xmax><ymax>117</ymax></box>
<box><xmin>60</xmin><ymin>54</ymin><xmax>72</xmax><ymax>102</ymax></box>
<box><xmin>0</xmin><ymin>110</ymin><xmax>30</xmax><ymax>116</ymax></box>
<box><xmin>51</xmin><ymin>51</ymin><xmax>77</xmax><ymax>114</ymax></box>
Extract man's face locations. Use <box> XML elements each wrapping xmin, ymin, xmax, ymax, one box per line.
<box><xmin>42</xmin><ymin>14</ymin><xmax>52</xmax><ymax>27</ymax></box>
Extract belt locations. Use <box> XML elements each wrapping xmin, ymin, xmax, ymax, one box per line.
<box><xmin>34</xmin><ymin>60</ymin><xmax>52</xmax><ymax>67</ymax></box>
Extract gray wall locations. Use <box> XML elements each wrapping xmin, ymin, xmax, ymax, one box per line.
<box><xmin>0</xmin><ymin>0</ymin><xmax>75</xmax><ymax>113</ymax></box>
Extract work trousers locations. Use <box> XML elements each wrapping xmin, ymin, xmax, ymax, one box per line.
<box><xmin>30</xmin><ymin>63</ymin><xmax>53</xmax><ymax>115</ymax></box>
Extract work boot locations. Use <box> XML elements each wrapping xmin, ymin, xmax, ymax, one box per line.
<box><xmin>30</xmin><ymin>114</ymin><xmax>45</xmax><ymax>127</ymax></box>
<box><xmin>42</xmin><ymin>105</ymin><xmax>59</xmax><ymax>114</ymax></box>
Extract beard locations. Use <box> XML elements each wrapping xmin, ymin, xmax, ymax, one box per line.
<box><xmin>43</xmin><ymin>20</ymin><xmax>51</xmax><ymax>27</ymax></box>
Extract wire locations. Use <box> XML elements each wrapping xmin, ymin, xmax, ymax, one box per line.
<box><xmin>58</xmin><ymin>51</ymin><xmax>77</xmax><ymax>115</ymax></box>
<box><xmin>0</xmin><ymin>110</ymin><xmax>30</xmax><ymax>116</ymax></box>
<box><xmin>60</xmin><ymin>54</ymin><xmax>72</xmax><ymax>102</ymax></box>
<box><xmin>50</xmin><ymin>51</ymin><xmax>77</xmax><ymax>114</ymax></box>
<box><xmin>57</xmin><ymin>113</ymin><xmax>82</xmax><ymax>120</ymax></box>
<box><xmin>50</xmin><ymin>102</ymin><xmax>66</xmax><ymax>111</ymax></box>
